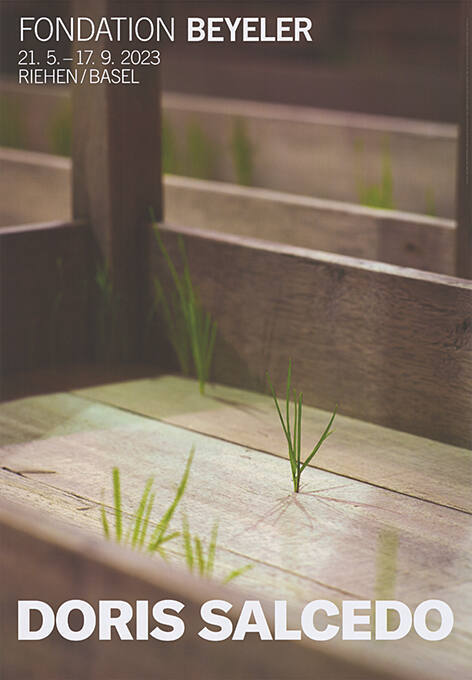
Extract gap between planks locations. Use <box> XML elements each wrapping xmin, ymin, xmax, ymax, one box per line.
<box><xmin>2</xmin><ymin>496</ymin><xmax>455</xmax><ymax>680</ymax></box>
<box><xmin>0</xmin><ymin>467</ymin><xmax>361</xmax><ymax>602</ymax></box>
<box><xmin>71</xmin><ymin>375</ymin><xmax>472</xmax><ymax>514</ymax></box>
<box><xmin>1</xmin><ymin>392</ymin><xmax>470</xmax><ymax>612</ymax></box>
<box><xmin>1</xmin><ymin>394</ymin><xmax>471</xmax><ymax>680</ymax></box>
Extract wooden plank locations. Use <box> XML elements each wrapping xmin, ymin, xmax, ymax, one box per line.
<box><xmin>72</xmin><ymin>0</ymin><xmax>162</xmax><ymax>358</ymax></box>
<box><xmin>0</xmin><ymin>396</ymin><xmax>471</xmax><ymax>679</ymax></box>
<box><xmin>0</xmin><ymin>221</ymin><xmax>93</xmax><ymax>386</ymax></box>
<box><xmin>0</xmin><ymin>148</ymin><xmax>70</xmax><ymax>227</ymax></box>
<box><xmin>0</xmin><ymin>148</ymin><xmax>456</xmax><ymax>276</ymax></box>
<box><xmin>0</xmin><ymin>468</ymin><xmax>340</xmax><ymax>603</ymax></box>
<box><xmin>150</xmin><ymin>224</ymin><xmax>472</xmax><ymax>448</ymax></box>
<box><xmin>2</xmin><ymin>393</ymin><xmax>470</xmax><ymax>605</ymax></box>
<box><xmin>163</xmin><ymin>92</ymin><xmax>456</xmax><ymax>218</ymax></box>
<box><xmin>1</xmin><ymin>79</ymin><xmax>457</xmax><ymax>217</ymax></box>
<box><xmin>457</xmin><ymin>0</ymin><xmax>472</xmax><ymax>278</ymax></box>
<box><xmin>73</xmin><ymin>375</ymin><xmax>472</xmax><ymax>513</ymax></box>
<box><xmin>1</xmin><ymin>478</ymin><xmax>471</xmax><ymax>680</ymax></box>
<box><xmin>0</xmin><ymin>498</ymin><xmax>427</xmax><ymax>680</ymax></box>
<box><xmin>165</xmin><ymin>176</ymin><xmax>456</xmax><ymax>275</ymax></box>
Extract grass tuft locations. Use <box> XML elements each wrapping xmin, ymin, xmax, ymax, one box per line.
<box><xmin>182</xmin><ymin>517</ymin><xmax>252</xmax><ymax>583</ymax></box>
<box><xmin>267</xmin><ymin>359</ymin><xmax>337</xmax><ymax>492</ymax></box>
<box><xmin>149</xmin><ymin>211</ymin><xmax>217</xmax><ymax>395</ymax></box>
<box><xmin>100</xmin><ymin>448</ymin><xmax>194</xmax><ymax>557</ymax></box>
<box><xmin>356</xmin><ymin>138</ymin><xmax>394</xmax><ymax>210</ymax></box>
<box><xmin>100</xmin><ymin>449</ymin><xmax>252</xmax><ymax>583</ymax></box>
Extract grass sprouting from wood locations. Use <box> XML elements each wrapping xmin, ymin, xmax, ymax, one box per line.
<box><xmin>267</xmin><ymin>360</ymin><xmax>337</xmax><ymax>492</ymax></box>
<box><xmin>150</xmin><ymin>212</ymin><xmax>217</xmax><ymax>395</ymax></box>
<box><xmin>187</xmin><ymin>121</ymin><xmax>215</xmax><ymax>179</ymax></box>
<box><xmin>356</xmin><ymin>138</ymin><xmax>394</xmax><ymax>210</ymax></box>
<box><xmin>182</xmin><ymin>516</ymin><xmax>252</xmax><ymax>583</ymax></box>
<box><xmin>231</xmin><ymin>117</ymin><xmax>253</xmax><ymax>186</ymax></box>
<box><xmin>100</xmin><ymin>448</ymin><xmax>194</xmax><ymax>557</ymax></box>
<box><xmin>101</xmin><ymin>449</ymin><xmax>251</xmax><ymax>583</ymax></box>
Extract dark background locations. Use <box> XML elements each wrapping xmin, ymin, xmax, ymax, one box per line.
<box><xmin>0</xmin><ymin>1</ymin><xmax>462</xmax><ymax>121</ymax></box>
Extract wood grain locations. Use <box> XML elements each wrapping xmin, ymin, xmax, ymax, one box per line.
<box><xmin>163</xmin><ymin>92</ymin><xmax>457</xmax><ymax>218</ymax></box>
<box><xmin>0</xmin><ymin>498</ymin><xmax>430</xmax><ymax>680</ymax></box>
<box><xmin>1</xmin><ymin>394</ymin><xmax>471</xmax><ymax>679</ymax></box>
<box><xmin>0</xmin><ymin>149</ymin><xmax>456</xmax><ymax>276</ymax></box>
<box><xmin>74</xmin><ymin>375</ymin><xmax>472</xmax><ymax>513</ymax></box>
<box><xmin>0</xmin><ymin>81</ymin><xmax>457</xmax><ymax>216</ymax></box>
<box><xmin>165</xmin><ymin>175</ymin><xmax>455</xmax><ymax>275</ymax></box>
<box><xmin>2</xmin><ymin>393</ymin><xmax>470</xmax><ymax>606</ymax></box>
<box><xmin>150</xmin><ymin>224</ymin><xmax>472</xmax><ymax>448</ymax></box>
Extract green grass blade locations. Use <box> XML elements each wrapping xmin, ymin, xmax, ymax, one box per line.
<box><xmin>300</xmin><ymin>405</ymin><xmax>337</xmax><ymax>474</ymax></box>
<box><xmin>267</xmin><ymin>371</ymin><xmax>297</xmax><ymax>482</ymax></box>
<box><xmin>266</xmin><ymin>373</ymin><xmax>290</xmax><ymax>447</ymax></box>
<box><xmin>205</xmin><ymin>321</ymin><xmax>217</xmax><ymax>385</ymax></box>
<box><xmin>112</xmin><ymin>468</ymin><xmax>122</xmax><ymax>542</ymax></box>
<box><xmin>295</xmin><ymin>393</ymin><xmax>303</xmax><ymax>491</ymax></box>
<box><xmin>100</xmin><ymin>494</ymin><xmax>110</xmax><ymax>540</ymax></box>
<box><xmin>286</xmin><ymin>359</ymin><xmax>292</xmax><ymax>453</ymax></box>
<box><xmin>223</xmin><ymin>564</ymin><xmax>253</xmax><ymax>584</ymax></box>
<box><xmin>194</xmin><ymin>536</ymin><xmax>205</xmax><ymax>575</ymax></box>
<box><xmin>150</xmin><ymin>217</ymin><xmax>216</xmax><ymax>394</ymax></box>
<box><xmin>206</xmin><ymin>522</ymin><xmax>218</xmax><ymax>577</ymax></box>
<box><xmin>187</xmin><ymin>301</ymin><xmax>204</xmax><ymax>388</ymax></box>
<box><xmin>149</xmin><ymin>447</ymin><xmax>194</xmax><ymax>550</ymax></box>
<box><xmin>153</xmin><ymin>225</ymin><xmax>186</xmax><ymax>303</ymax></box>
<box><xmin>182</xmin><ymin>516</ymin><xmax>193</xmax><ymax>570</ymax></box>
<box><xmin>131</xmin><ymin>477</ymin><xmax>154</xmax><ymax>547</ymax></box>
<box><xmin>158</xmin><ymin>531</ymin><xmax>180</xmax><ymax>545</ymax></box>
<box><xmin>139</xmin><ymin>491</ymin><xmax>155</xmax><ymax>548</ymax></box>
<box><xmin>180</xmin><ymin>238</ymin><xmax>197</xmax><ymax>308</ymax></box>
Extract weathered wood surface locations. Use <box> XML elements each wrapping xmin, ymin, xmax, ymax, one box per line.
<box><xmin>0</xmin><ymin>80</ymin><xmax>457</xmax><ymax>216</ymax></box>
<box><xmin>457</xmin><ymin>1</ymin><xmax>472</xmax><ymax>278</ymax></box>
<box><xmin>150</xmin><ymin>225</ymin><xmax>472</xmax><ymax>449</ymax></box>
<box><xmin>0</xmin><ymin>220</ymin><xmax>93</xmax><ymax>384</ymax></box>
<box><xmin>0</xmin><ymin>148</ymin><xmax>70</xmax><ymax>227</ymax></box>
<box><xmin>0</xmin><ymin>148</ymin><xmax>456</xmax><ymax>276</ymax></box>
<box><xmin>72</xmin><ymin>0</ymin><xmax>162</xmax><ymax>359</ymax></box>
<box><xmin>1</xmin><ymin>393</ymin><xmax>471</xmax><ymax>679</ymax></box>
<box><xmin>74</xmin><ymin>375</ymin><xmax>472</xmax><ymax>513</ymax></box>
<box><xmin>0</xmin><ymin>499</ymin><xmax>430</xmax><ymax>680</ymax></box>
<box><xmin>163</xmin><ymin>92</ymin><xmax>456</xmax><ymax>218</ymax></box>
<box><xmin>165</xmin><ymin>176</ymin><xmax>456</xmax><ymax>275</ymax></box>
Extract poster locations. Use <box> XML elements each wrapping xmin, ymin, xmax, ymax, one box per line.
<box><xmin>1</xmin><ymin>2</ymin><xmax>471</xmax><ymax>679</ymax></box>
